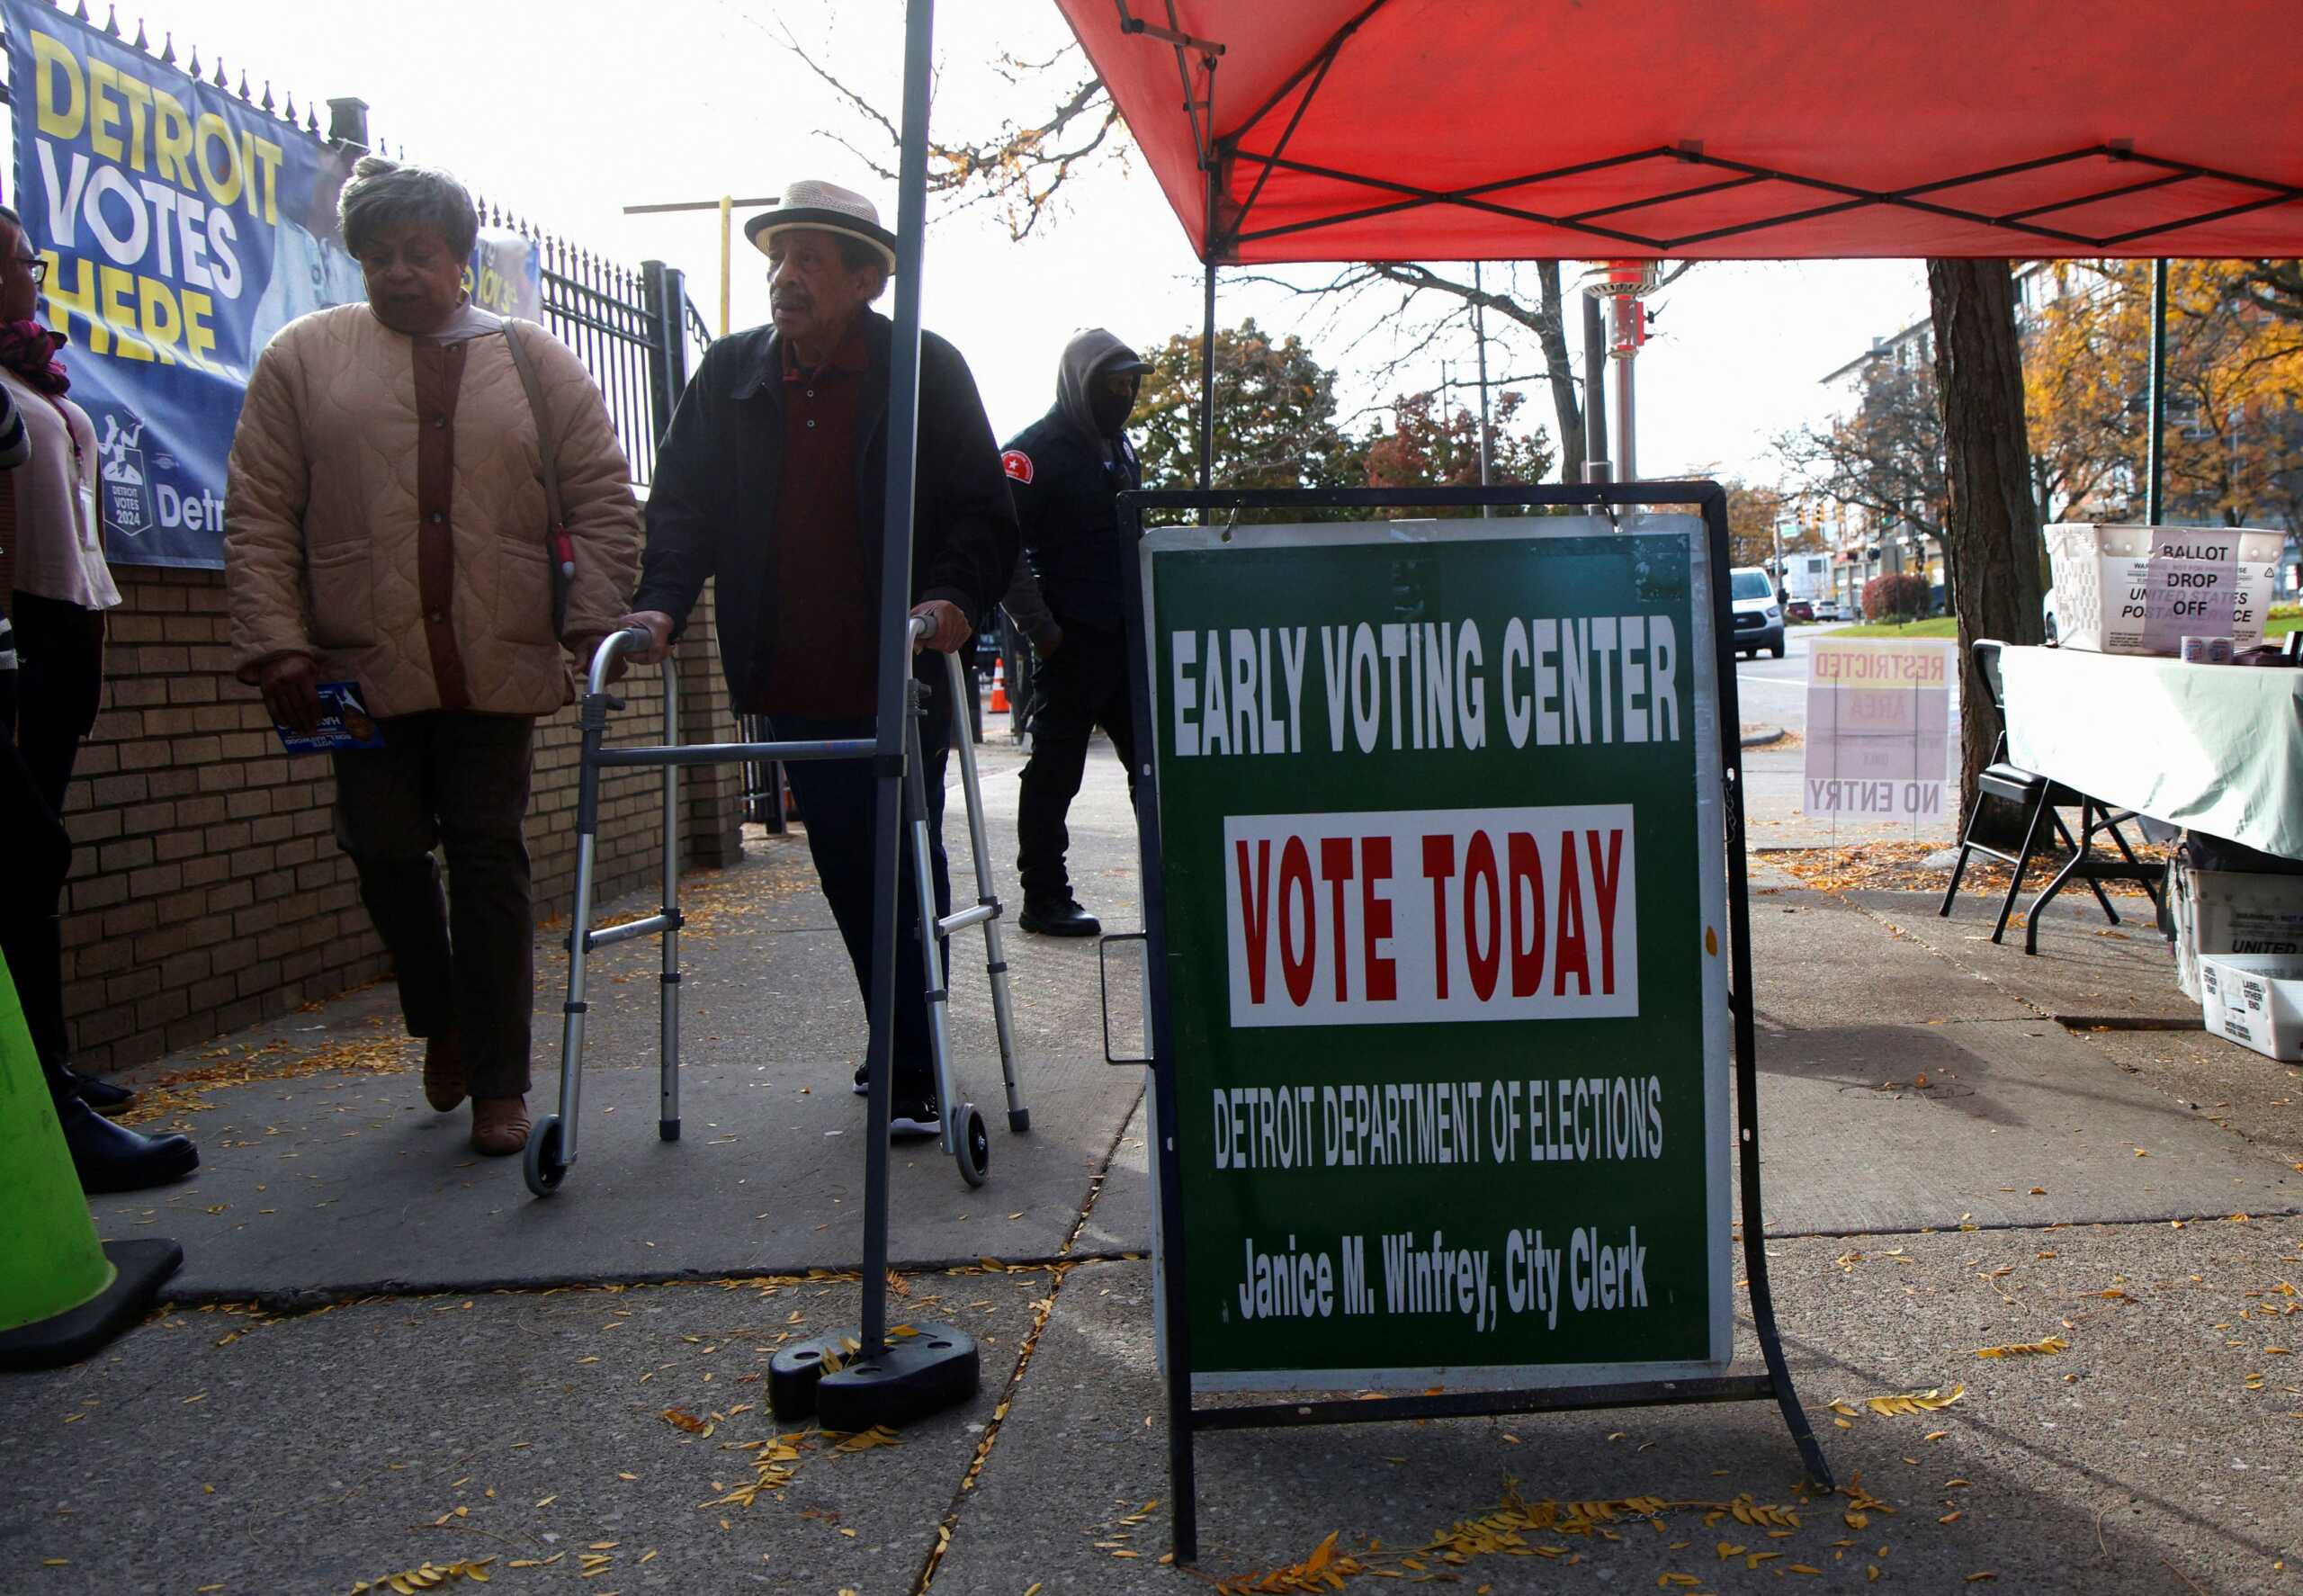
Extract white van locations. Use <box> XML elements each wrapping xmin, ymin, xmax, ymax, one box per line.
<box><xmin>1728</xmin><ymin>567</ymin><xmax>1785</xmax><ymax>659</ymax></box>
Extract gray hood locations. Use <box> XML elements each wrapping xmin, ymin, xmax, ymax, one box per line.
<box><xmin>1054</xmin><ymin>327</ymin><xmax>1152</xmax><ymax>447</ymax></box>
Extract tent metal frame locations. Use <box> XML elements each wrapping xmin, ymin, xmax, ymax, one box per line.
<box><xmin>1119</xmin><ymin>4</ymin><xmax>2230</xmax><ymax>511</ymax></box>
<box><xmin>1119</xmin><ymin>480</ymin><xmax>1833</xmax><ymax>1564</ymax></box>
<box><xmin>1115</xmin><ymin>2</ymin><xmax>2303</xmax><ymax>264</ymax></box>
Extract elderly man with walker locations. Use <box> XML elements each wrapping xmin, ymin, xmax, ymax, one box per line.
<box><xmin>618</xmin><ymin>180</ymin><xmax>1016</xmax><ymax>1141</ymax></box>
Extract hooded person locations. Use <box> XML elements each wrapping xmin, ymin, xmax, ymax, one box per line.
<box><xmin>997</xmin><ymin>328</ymin><xmax>1153</xmax><ymax>937</ymax></box>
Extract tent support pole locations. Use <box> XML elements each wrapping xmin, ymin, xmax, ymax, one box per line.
<box><xmin>1198</xmin><ymin>148</ymin><xmax>1220</xmax><ymax>525</ymax></box>
<box><xmin>1473</xmin><ymin>261</ymin><xmax>1492</xmax><ymax>513</ymax></box>
<box><xmin>777</xmin><ymin>0</ymin><xmax>981</xmax><ymax>1438</ymax></box>
<box><xmin>1609</xmin><ymin>291</ymin><xmax>1638</xmax><ymax>480</ymax></box>
<box><xmin>856</xmin><ymin>0</ymin><xmax>939</xmax><ymax>1362</ymax></box>
<box><xmin>2146</xmin><ymin>258</ymin><xmax>2168</xmax><ymax>524</ymax></box>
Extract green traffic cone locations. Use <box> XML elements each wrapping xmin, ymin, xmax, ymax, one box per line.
<box><xmin>0</xmin><ymin>948</ymin><xmax>181</xmax><ymax>1370</ymax></box>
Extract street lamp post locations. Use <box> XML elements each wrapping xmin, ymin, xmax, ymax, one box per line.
<box><xmin>622</xmin><ymin>193</ymin><xmax>783</xmax><ymax>337</ymax></box>
<box><xmin>1579</xmin><ymin>262</ymin><xmax>1662</xmax><ymax>481</ymax></box>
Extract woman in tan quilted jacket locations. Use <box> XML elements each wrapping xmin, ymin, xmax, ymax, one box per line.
<box><xmin>224</xmin><ymin>158</ymin><xmax>640</xmax><ymax>1157</ymax></box>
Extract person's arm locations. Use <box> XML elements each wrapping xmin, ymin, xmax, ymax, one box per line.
<box><xmin>223</xmin><ymin>338</ymin><xmax>323</xmax><ymax>732</ymax></box>
<box><xmin>996</xmin><ymin>437</ymin><xmax>1062</xmax><ymax>654</ymax></box>
<box><xmin>918</xmin><ymin>336</ymin><xmax>1021</xmax><ymax>639</ymax></box>
<box><xmin>525</xmin><ymin>325</ymin><xmax>641</xmax><ymax>659</ymax></box>
<box><xmin>620</xmin><ymin>344</ymin><xmax>730</xmax><ymax>661</ymax></box>
<box><xmin>1000</xmin><ymin>560</ymin><xmax>1062</xmax><ymax>657</ymax></box>
<box><xmin>0</xmin><ymin>381</ymin><xmax>27</xmax><ymax>472</ymax></box>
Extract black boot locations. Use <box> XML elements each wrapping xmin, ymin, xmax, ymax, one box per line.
<box><xmin>56</xmin><ymin>1064</ymin><xmax>137</xmax><ymax>1116</ymax></box>
<box><xmin>59</xmin><ymin>1097</ymin><xmax>198</xmax><ymax>1194</ymax></box>
<box><xmin>1020</xmin><ymin>896</ymin><xmax>1101</xmax><ymax>937</ymax></box>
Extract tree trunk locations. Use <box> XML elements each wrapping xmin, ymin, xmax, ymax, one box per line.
<box><xmin>1927</xmin><ymin>259</ymin><xmax>2046</xmax><ymax>820</ymax></box>
<box><xmin>1535</xmin><ymin>261</ymin><xmax>1584</xmax><ymax>485</ymax></box>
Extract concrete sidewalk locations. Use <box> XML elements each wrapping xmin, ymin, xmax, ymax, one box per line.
<box><xmin>11</xmin><ymin>734</ymin><xmax>2303</xmax><ymax>1594</ymax></box>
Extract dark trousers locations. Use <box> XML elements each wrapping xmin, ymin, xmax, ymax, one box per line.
<box><xmin>768</xmin><ymin>665</ymin><xmax>952</xmax><ymax>1092</ymax></box>
<box><xmin>11</xmin><ymin>591</ymin><xmax>106</xmax><ymax>818</ymax></box>
<box><xmin>0</xmin><ymin>713</ymin><xmax>74</xmax><ymax>1099</ymax></box>
<box><xmin>4</xmin><ymin>591</ymin><xmax>104</xmax><ymax>1094</ymax></box>
<box><xmin>333</xmin><ymin>713</ymin><xmax>537</xmax><ymax>1099</ymax></box>
<box><xmin>1016</xmin><ymin>624</ymin><xmax>1137</xmax><ymax>904</ymax></box>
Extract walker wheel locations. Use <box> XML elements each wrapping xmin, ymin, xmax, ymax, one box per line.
<box><xmin>956</xmin><ymin>1104</ymin><xmax>990</xmax><ymax>1188</ymax></box>
<box><xmin>524</xmin><ymin>1114</ymin><xmax>569</xmax><ymax>1197</ymax></box>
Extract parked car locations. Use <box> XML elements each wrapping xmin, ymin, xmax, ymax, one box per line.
<box><xmin>1815</xmin><ymin>597</ymin><xmax>1843</xmax><ymax>622</ymax></box>
<box><xmin>1785</xmin><ymin>599</ymin><xmax>1815</xmax><ymax>623</ymax></box>
<box><xmin>1729</xmin><ymin>566</ymin><xmax>1786</xmax><ymax>659</ymax></box>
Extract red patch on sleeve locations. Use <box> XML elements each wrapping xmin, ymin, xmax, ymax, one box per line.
<box><xmin>1001</xmin><ymin>448</ymin><xmax>1034</xmax><ymax>485</ymax></box>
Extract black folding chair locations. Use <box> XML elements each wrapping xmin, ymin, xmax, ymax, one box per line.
<box><xmin>1939</xmin><ymin>639</ymin><xmax>2157</xmax><ymax>950</ymax></box>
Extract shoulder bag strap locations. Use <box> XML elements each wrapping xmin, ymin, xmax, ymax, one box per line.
<box><xmin>499</xmin><ymin>320</ymin><xmax>575</xmax><ymax>633</ymax></box>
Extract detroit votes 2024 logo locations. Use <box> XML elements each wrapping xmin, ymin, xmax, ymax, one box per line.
<box><xmin>97</xmin><ymin>411</ymin><xmax>151</xmax><ymax>539</ymax></box>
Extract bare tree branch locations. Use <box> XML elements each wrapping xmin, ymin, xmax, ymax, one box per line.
<box><xmin>772</xmin><ymin>21</ymin><xmax>1125</xmax><ymax>240</ymax></box>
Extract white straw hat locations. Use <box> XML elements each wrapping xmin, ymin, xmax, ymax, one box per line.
<box><xmin>744</xmin><ymin>179</ymin><xmax>899</xmax><ymax>273</ymax></box>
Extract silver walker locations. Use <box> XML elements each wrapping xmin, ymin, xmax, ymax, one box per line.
<box><xmin>524</xmin><ymin>621</ymin><xmax>1028</xmax><ymax>1196</ymax></box>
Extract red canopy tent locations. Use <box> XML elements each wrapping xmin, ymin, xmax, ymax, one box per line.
<box><xmin>1054</xmin><ymin>0</ymin><xmax>2303</xmax><ymax>264</ymax></box>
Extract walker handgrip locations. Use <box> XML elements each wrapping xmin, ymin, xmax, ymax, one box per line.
<box><xmin>587</xmin><ymin>626</ymin><xmax>660</xmax><ymax>695</ymax></box>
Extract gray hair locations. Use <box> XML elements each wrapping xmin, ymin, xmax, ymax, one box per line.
<box><xmin>337</xmin><ymin>156</ymin><xmax>479</xmax><ymax>260</ymax></box>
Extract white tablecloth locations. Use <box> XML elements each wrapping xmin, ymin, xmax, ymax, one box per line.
<box><xmin>1999</xmin><ymin>646</ymin><xmax>2303</xmax><ymax>861</ymax></box>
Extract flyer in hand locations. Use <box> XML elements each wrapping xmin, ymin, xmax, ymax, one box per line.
<box><xmin>273</xmin><ymin>682</ymin><xmax>387</xmax><ymax>753</ymax></box>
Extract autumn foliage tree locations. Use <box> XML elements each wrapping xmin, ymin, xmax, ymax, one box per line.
<box><xmin>1358</xmin><ymin>390</ymin><xmax>1554</xmax><ymax>514</ymax></box>
<box><xmin>1131</xmin><ymin>318</ymin><xmax>1364</xmax><ymax>521</ymax></box>
<box><xmin>1718</xmin><ymin>480</ymin><xmax>1789</xmax><ymax>569</ymax></box>
<box><xmin>2012</xmin><ymin>261</ymin><xmax>2303</xmax><ymax>530</ymax></box>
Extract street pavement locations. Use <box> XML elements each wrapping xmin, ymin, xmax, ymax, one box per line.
<box><xmin>9</xmin><ymin>691</ymin><xmax>2303</xmax><ymax>1594</ymax></box>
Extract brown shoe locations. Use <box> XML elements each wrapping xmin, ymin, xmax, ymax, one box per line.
<box><xmin>470</xmin><ymin>1096</ymin><xmax>532</xmax><ymax>1157</ymax></box>
<box><xmin>423</xmin><ymin>1033</ymin><xmax>467</xmax><ymax>1113</ymax></box>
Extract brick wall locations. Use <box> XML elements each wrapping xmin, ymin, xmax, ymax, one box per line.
<box><xmin>4</xmin><ymin>552</ymin><xmax>747</xmax><ymax>1077</ymax></box>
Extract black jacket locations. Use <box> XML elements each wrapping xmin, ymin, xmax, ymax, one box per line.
<box><xmin>631</xmin><ymin>309</ymin><xmax>1018</xmax><ymax>708</ymax></box>
<box><xmin>999</xmin><ymin>408</ymin><xmax>1143</xmax><ymax>641</ymax></box>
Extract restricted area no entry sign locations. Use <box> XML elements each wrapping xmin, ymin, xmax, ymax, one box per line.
<box><xmin>1139</xmin><ymin>515</ymin><xmax>1735</xmax><ymax>1392</ymax></box>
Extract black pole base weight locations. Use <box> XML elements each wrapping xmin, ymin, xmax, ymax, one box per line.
<box><xmin>766</xmin><ymin>1323</ymin><xmax>981</xmax><ymax>1429</ymax></box>
<box><xmin>0</xmin><ymin>1238</ymin><xmax>184</xmax><ymax>1372</ymax></box>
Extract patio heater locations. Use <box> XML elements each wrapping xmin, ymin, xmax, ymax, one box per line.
<box><xmin>1580</xmin><ymin>261</ymin><xmax>1662</xmax><ymax>480</ymax></box>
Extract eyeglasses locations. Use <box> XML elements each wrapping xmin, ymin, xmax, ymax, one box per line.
<box><xmin>13</xmin><ymin>256</ymin><xmax>45</xmax><ymax>284</ymax></box>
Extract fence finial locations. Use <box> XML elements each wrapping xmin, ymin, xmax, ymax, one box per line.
<box><xmin>185</xmin><ymin>43</ymin><xmax>198</xmax><ymax>77</ymax></box>
<box><xmin>305</xmin><ymin>103</ymin><xmax>318</xmax><ymax>134</ymax></box>
<box><xmin>259</xmin><ymin>79</ymin><xmax>273</xmax><ymax>112</ymax></box>
<box><xmin>159</xmin><ymin>28</ymin><xmax>173</xmax><ymax>65</ymax></box>
<box><xmin>236</xmin><ymin>69</ymin><xmax>250</xmax><ymax>100</ymax></box>
<box><xmin>130</xmin><ymin>16</ymin><xmax>146</xmax><ymax>49</ymax></box>
<box><xmin>211</xmin><ymin>55</ymin><xmax>225</xmax><ymax>88</ymax></box>
<box><xmin>72</xmin><ymin>2</ymin><xmax>89</xmax><ymax>22</ymax></box>
<box><xmin>282</xmin><ymin>90</ymin><xmax>295</xmax><ymax>123</ymax></box>
<box><xmin>102</xmin><ymin>4</ymin><xmax>118</xmax><ymax>35</ymax></box>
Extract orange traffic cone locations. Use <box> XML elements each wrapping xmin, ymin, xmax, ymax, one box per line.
<box><xmin>989</xmin><ymin>658</ymin><xmax>1009</xmax><ymax>714</ymax></box>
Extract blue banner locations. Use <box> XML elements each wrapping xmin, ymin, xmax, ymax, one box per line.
<box><xmin>4</xmin><ymin>1</ymin><xmax>541</xmax><ymax>567</ymax></box>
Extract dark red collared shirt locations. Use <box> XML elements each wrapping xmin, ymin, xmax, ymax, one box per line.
<box><xmin>752</xmin><ymin>322</ymin><xmax>875</xmax><ymax>716</ymax></box>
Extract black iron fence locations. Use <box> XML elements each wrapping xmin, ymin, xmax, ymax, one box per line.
<box><xmin>520</xmin><ymin>221</ymin><xmax>710</xmax><ymax>490</ymax></box>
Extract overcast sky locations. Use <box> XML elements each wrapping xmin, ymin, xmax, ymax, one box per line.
<box><xmin>18</xmin><ymin>0</ymin><xmax>1935</xmax><ymax>480</ymax></box>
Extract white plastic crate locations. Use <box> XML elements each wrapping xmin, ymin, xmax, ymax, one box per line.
<box><xmin>2046</xmin><ymin>523</ymin><xmax>2282</xmax><ymax>656</ymax></box>
<box><xmin>2198</xmin><ymin>954</ymin><xmax>2303</xmax><ymax>1063</ymax></box>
